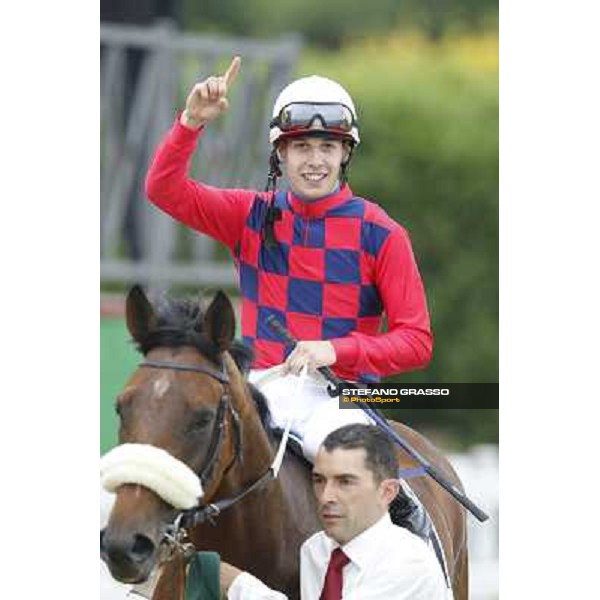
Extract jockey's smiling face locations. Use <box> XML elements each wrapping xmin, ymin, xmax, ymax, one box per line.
<box><xmin>312</xmin><ymin>447</ymin><xmax>398</xmax><ymax>545</ymax></box>
<box><xmin>277</xmin><ymin>135</ymin><xmax>350</xmax><ymax>201</ymax></box>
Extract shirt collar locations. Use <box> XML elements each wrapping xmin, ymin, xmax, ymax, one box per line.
<box><xmin>336</xmin><ymin>513</ymin><xmax>393</xmax><ymax>571</ymax></box>
<box><xmin>288</xmin><ymin>183</ymin><xmax>354</xmax><ymax>219</ymax></box>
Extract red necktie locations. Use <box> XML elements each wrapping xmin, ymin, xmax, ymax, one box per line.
<box><xmin>319</xmin><ymin>547</ymin><xmax>350</xmax><ymax>600</ymax></box>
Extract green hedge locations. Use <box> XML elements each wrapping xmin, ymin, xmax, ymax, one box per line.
<box><xmin>184</xmin><ymin>0</ymin><xmax>498</xmax><ymax>49</ymax></box>
<box><xmin>100</xmin><ymin>318</ymin><xmax>139</xmax><ymax>453</ymax></box>
<box><xmin>300</xmin><ymin>33</ymin><xmax>498</xmax><ymax>383</ymax></box>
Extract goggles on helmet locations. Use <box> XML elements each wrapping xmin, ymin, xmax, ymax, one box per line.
<box><xmin>270</xmin><ymin>102</ymin><xmax>357</xmax><ymax>136</ymax></box>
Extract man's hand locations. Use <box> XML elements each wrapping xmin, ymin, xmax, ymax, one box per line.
<box><xmin>220</xmin><ymin>561</ymin><xmax>243</xmax><ymax>598</ymax></box>
<box><xmin>283</xmin><ymin>341</ymin><xmax>336</xmax><ymax>376</ymax></box>
<box><xmin>181</xmin><ymin>56</ymin><xmax>241</xmax><ymax>130</ymax></box>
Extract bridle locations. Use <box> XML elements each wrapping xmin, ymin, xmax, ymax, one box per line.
<box><xmin>138</xmin><ymin>358</ymin><xmax>277</xmax><ymax>555</ymax></box>
<box><xmin>141</xmin><ymin>358</ymin><xmax>242</xmax><ymax>487</ymax></box>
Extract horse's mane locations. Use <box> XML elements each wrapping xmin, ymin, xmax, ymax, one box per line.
<box><xmin>132</xmin><ymin>292</ymin><xmax>273</xmax><ymax>433</ymax></box>
<box><xmin>133</xmin><ymin>293</ymin><xmax>230</xmax><ymax>363</ymax></box>
<box><xmin>247</xmin><ymin>385</ymin><xmax>275</xmax><ymax>440</ymax></box>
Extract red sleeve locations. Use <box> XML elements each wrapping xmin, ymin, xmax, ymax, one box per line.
<box><xmin>145</xmin><ymin>118</ymin><xmax>258</xmax><ymax>251</ymax></box>
<box><xmin>331</xmin><ymin>226</ymin><xmax>433</xmax><ymax>376</ymax></box>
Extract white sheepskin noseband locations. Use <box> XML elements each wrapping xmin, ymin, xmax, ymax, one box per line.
<box><xmin>100</xmin><ymin>443</ymin><xmax>204</xmax><ymax>510</ymax></box>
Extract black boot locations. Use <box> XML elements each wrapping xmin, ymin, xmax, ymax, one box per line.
<box><xmin>388</xmin><ymin>489</ymin><xmax>432</xmax><ymax>542</ymax></box>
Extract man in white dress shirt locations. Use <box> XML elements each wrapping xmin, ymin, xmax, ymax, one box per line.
<box><xmin>220</xmin><ymin>424</ymin><xmax>449</xmax><ymax>599</ymax></box>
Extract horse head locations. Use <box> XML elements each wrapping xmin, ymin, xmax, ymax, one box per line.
<box><xmin>100</xmin><ymin>285</ymin><xmax>249</xmax><ymax>584</ymax></box>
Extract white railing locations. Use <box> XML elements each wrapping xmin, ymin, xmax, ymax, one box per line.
<box><xmin>450</xmin><ymin>445</ymin><xmax>499</xmax><ymax>600</ymax></box>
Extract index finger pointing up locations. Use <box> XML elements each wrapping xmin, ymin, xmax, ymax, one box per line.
<box><xmin>223</xmin><ymin>56</ymin><xmax>241</xmax><ymax>88</ymax></box>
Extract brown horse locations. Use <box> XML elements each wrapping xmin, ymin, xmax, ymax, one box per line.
<box><xmin>100</xmin><ymin>286</ymin><xmax>468</xmax><ymax>599</ymax></box>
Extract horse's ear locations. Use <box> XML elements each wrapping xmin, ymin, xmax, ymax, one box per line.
<box><xmin>203</xmin><ymin>290</ymin><xmax>235</xmax><ymax>352</ymax></box>
<box><xmin>125</xmin><ymin>285</ymin><xmax>157</xmax><ymax>343</ymax></box>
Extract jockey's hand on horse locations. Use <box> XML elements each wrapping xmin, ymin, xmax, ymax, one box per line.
<box><xmin>180</xmin><ymin>56</ymin><xmax>241</xmax><ymax>130</ymax></box>
<box><xmin>283</xmin><ymin>341</ymin><xmax>336</xmax><ymax>376</ymax></box>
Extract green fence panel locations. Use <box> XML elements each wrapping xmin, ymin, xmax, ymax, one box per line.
<box><xmin>100</xmin><ymin>318</ymin><xmax>138</xmax><ymax>454</ymax></box>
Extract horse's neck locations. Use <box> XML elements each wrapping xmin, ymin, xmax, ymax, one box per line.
<box><xmin>187</xmin><ymin>357</ymin><xmax>317</xmax><ymax>596</ymax></box>
<box><xmin>220</xmin><ymin>353</ymin><xmax>276</xmax><ymax>492</ymax></box>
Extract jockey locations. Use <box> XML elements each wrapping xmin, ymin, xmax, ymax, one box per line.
<box><xmin>145</xmin><ymin>56</ymin><xmax>433</xmax><ymax>462</ymax></box>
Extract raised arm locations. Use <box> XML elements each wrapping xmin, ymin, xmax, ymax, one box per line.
<box><xmin>180</xmin><ymin>56</ymin><xmax>241</xmax><ymax>130</ymax></box>
<box><xmin>145</xmin><ymin>56</ymin><xmax>258</xmax><ymax>251</ymax></box>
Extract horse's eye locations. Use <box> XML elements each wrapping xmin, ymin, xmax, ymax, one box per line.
<box><xmin>189</xmin><ymin>409</ymin><xmax>213</xmax><ymax>432</ymax></box>
<box><xmin>114</xmin><ymin>402</ymin><xmax>122</xmax><ymax>417</ymax></box>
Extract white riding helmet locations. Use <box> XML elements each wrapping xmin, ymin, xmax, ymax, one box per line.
<box><xmin>269</xmin><ymin>75</ymin><xmax>360</xmax><ymax>146</ymax></box>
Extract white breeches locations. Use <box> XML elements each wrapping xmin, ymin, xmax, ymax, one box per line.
<box><xmin>249</xmin><ymin>366</ymin><xmax>373</xmax><ymax>462</ymax></box>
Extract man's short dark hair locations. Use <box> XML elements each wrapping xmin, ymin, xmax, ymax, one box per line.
<box><xmin>321</xmin><ymin>424</ymin><xmax>398</xmax><ymax>482</ymax></box>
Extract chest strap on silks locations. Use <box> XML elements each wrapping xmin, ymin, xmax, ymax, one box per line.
<box><xmin>398</xmin><ymin>466</ymin><xmax>427</xmax><ymax>479</ymax></box>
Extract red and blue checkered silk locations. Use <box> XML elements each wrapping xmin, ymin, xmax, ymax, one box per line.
<box><xmin>237</xmin><ymin>190</ymin><xmax>393</xmax><ymax>383</ymax></box>
<box><xmin>146</xmin><ymin>120</ymin><xmax>433</xmax><ymax>384</ymax></box>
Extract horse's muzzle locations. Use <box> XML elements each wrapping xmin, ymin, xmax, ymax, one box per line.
<box><xmin>100</xmin><ymin>527</ymin><xmax>157</xmax><ymax>583</ymax></box>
